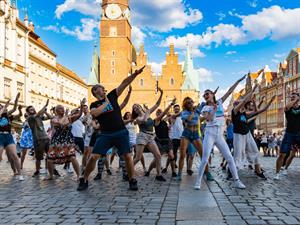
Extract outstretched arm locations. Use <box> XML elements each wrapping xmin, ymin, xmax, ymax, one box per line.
<box><xmin>154</xmin><ymin>97</ymin><xmax>176</xmax><ymax>125</ymax></box>
<box><xmin>12</xmin><ymin>105</ymin><xmax>23</xmax><ymax>121</ymax></box>
<box><xmin>233</xmin><ymin>84</ymin><xmax>258</xmax><ymax>115</ymax></box>
<box><xmin>149</xmin><ymin>87</ymin><xmax>163</xmax><ymax>114</ymax></box>
<box><xmin>116</xmin><ymin>66</ymin><xmax>145</xmax><ymax>97</ymax></box>
<box><xmin>285</xmin><ymin>95</ymin><xmax>300</xmax><ymax>111</ymax></box>
<box><xmin>221</xmin><ymin>75</ymin><xmax>247</xmax><ymax>103</ymax></box>
<box><xmin>120</xmin><ymin>85</ymin><xmax>132</xmax><ymax>110</ymax></box>
<box><xmin>8</xmin><ymin>93</ymin><xmax>20</xmax><ymax>115</ymax></box>
<box><xmin>69</xmin><ymin>98</ymin><xmax>86</xmax><ymax>123</ymax></box>
<box><xmin>36</xmin><ymin>99</ymin><xmax>49</xmax><ymax>117</ymax></box>
<box><xmin>248</xmin><ymin>96</ymin><xmax>276</xmax><ymax>118</ymax></box>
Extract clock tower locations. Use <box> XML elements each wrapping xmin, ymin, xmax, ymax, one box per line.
<box><xmin>100</xmin><ymin>0</ymin><xmax>132</xmax><ymax>92</ymax></box>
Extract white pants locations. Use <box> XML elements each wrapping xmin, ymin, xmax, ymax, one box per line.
<box><xmin>233</xmin><ymin>132</ymin><xmax>260</xmax><ymax>169</ymax></box>
<box><xmin>196</xmin><ymin>126</ymin><xmax>239</xmax><ymax>184</ymax></box>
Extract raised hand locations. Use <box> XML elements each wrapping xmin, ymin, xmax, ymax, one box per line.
<box><xmin>15</xmin><ymin>92</ymin><xmax>20</xmax><ymax>101</ymax></box>
<box><xmin>171</xmin><ymin>97</ymin><xmax>177</xmax><ymax>106</ymax></box>
<box><xmin>143</xmin><ymin>104</ymin><xmax>149</xmax><ymax>111</ymax></box>
<box><xmin>213</xmin><ymin>87</ymin><xmax>219</xmax><ymax>95</ymax></box>
<box><xmin>238</xmin><ymin>74</ymin><xmax>247</xmax><ymax>82</ymax></box>
<box><xmin>80</xmin><ymin>98</ymin><xmax>87</xmax><ymax>106</ymax></box>
<box><xmin>134</xmin><ymin>65</ymin><xmax>146</xmax><ymax>76</ymax></box>
<box><xmin>45</xmin><ymin>99</ymin><xmax>50</xmax><ymax>107</ymax></box>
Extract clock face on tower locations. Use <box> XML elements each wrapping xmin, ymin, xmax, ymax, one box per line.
<box><xmin>105</xmin><ymin>4</ymin><xmax>122</xmax><ymax>20</ymax></box>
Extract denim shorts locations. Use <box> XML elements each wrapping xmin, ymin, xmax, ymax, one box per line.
<box><xmin>280</xmin><ymin>132</ymin><xmax>300</xmax><ymax>154</ymax></box>
<box><xmin>93</xmin><ymin>129</ymin><xmax>131</xmax><ymax>156</ymax></box>
<box><xmin>0</xmin><ymin>133</ymin><xmax>15</xmax><ymax>148</ymax></box>
<box><xmin>182</xmin><ymin>129</ymin><xmax>200</xmax><ymax>142</ymax></box>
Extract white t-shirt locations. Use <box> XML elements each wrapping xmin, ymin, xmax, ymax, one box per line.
<box><xmin>169</xmin><ymin>116</ymin><xmax>184</xmax><ymax>140</ymax></box>
<box><xmin>201</xmin><ymin>99</ymin><xmax>225</xmax><ymax>127</ymax></box>
<box><xmin>126</xmin><ymin>122</ymin><xmax>137</xmax><ymax>145</ymax></box>
<box><xmin>71</xmin><ymin>119</ymin><xmax>85</xmax><ymax>138</ymax></box>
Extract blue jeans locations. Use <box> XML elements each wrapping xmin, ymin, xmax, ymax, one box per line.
<box><xmin>93</xmin><ymin>129</ymin><xmax>131</xmax><ymax>156</ymax></box>
<box><xmin>280</xmin><ymin>132</ymin><xmax>300</xmax><ymax>153</ymax></box>
<box><xmin>0</xmin><ymin>133</ymin><xmax>15</xmax><ymax>148</ymax></box>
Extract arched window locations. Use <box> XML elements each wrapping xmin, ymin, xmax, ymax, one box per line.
<box><xmin>140</xmin><ymin>79</ymin><xmax>144</xmax><ymax>86</ymax></box>
<box><xmin>170</xmin><ymin>78</ymin><xmax>175</xmax><ymax>86</ymax></box>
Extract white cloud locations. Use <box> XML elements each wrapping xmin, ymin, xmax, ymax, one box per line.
<box><xmin>43</xmin><ymin>25</ymin><xmax>60</xmax><ymax>33</ymax></box>
<box><xmin>55</xmin><ymin>0</ymin><xmax>101</xmax><ymax>19</ymax></box>
<box><xmin>274</xmin><ymin>53</ymin><xmax>285</xmax><ymax>58</ymax></box>
<box><xmin>197</xmin><ymin>68</ymin><xmax>214</xmax><ymax>83</ymax></box>
<box><xmin>241</xmin><ymin>5</ymin><xmax>300</xmax><ymax>40</ymax></box>
<box><xmin>161</xmin><ymin>6</ymin><xmax>300</xmax><ymax>53</ymax></box>
<box><xmin>131</xmin><ymin>0</ymin><xmax>202</xmax><ymax>32</ymax></box>
<box><xmin>215</xmin><ymin>12</ymin><xmax>226</xmax><ymax>21</ymax></box>
<box><xmin>132</xmin><ymin>26</ymin><xmax>146</xmax><ymax>48</ymax></box>
<box><xmin>226</xmin><ymin>51</ymin><xmax>237</xmax><ymax>55</ymax></box>
<box><xmin>248</xmin><ymin>0</ymin><xmax>258</xmax><ymax>8</ymax></box>
<box><xmin>61</xmin><ymin>18</ymin><xmax>98</xmax><ymax>41</ymax></box>
<box><xmin>149</xmin><ymin>61</ymin><xmax>164</xmax><ymax>75</ymax></box>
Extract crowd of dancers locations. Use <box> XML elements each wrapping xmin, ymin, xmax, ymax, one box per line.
<box><xmin>0</xmin><ymin>65</ymin><xmax>300</xmax><ymax>191</ymax></box>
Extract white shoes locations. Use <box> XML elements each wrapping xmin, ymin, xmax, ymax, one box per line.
<box><xmin>233</xmin><ymin>179</ymin><xmax>246</xmax><ymax>189</ymax></box>
<box><xmin>274</xmin><ymin>173</ymin><xmax>280</xmax><ymax>180</ymax></box>
<box><xmin>40</xmin><ymin>168</ymin><xmax>47</xmax><ymax>174</ymax></box>
<box><xmin>18</xmin><ymin>175</ymin><xmax>25</xmax><ymax>181</ymax></box>
<box><xmin>194</xmin><ymin>181</ymin><xmax>201</xmax><ymax>190</ymax></box>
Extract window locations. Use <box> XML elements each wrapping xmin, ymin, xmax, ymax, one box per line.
<box><xmin>111</xmin><ymin>69</ymin><xmax>115</xmax><ymax>75</ymax></box>
<box><xmin>112</xmin><ymin>50</ymin><xmax>115</xmax><ymax>56</ymax></box>
<box><xmin>109</xmin><ymin>26</ymin><xmax>117</xmax><ymax>37</ymax></box>
<box><xmin>111</xmin><ymin>60</ymin><xmax>115</xmax><ymax>66</ymax></box>
<box><xmin>140</xmin><ymin>79</ymin><xmax>144</xmax><ymax>86</ymax></box>
<box><xmin>4</xmin><ymin>78</ymin><xmax>11</xmax><ymax>99</ymax></box>
<box><xmin>60</xmin><ymin>86</ymin><xmax>63</xmax><ymax>100</ymax></box>
<box><xmin>170</xmin><ymin>78</ymin><xmax>175</xmax><ymax>86</ymax></box>
<box><xmin>17</xmin><ymin>82</ymin><xmax>24</xmax><ymax>102</ymax></box>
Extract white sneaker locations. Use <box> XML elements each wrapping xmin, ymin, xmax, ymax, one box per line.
<box><xmin>281</xmin><ymin>169</ymin><xmax>288</xmax><ymax>175</ymax></box>
<box><xmin>233</xmin><ymin>180</ymin><xmax>246</xmax><ymax>189</ymax></box>
<box><xmin>40</xmin><ymin>168</ymin><xmax>47</xmax><ymax>174</ymax></box>
<box><xmin>67</xmin><ymin>168</ymin><xmax>73</xmax><ymax>173</ymax></box>
<box><xmin>18</xmin><ymin>175</ymin><xmax>25</xmax><ymax>181</ymax></box>
<box><xmin>274</xmin><ymin>173</ymin><xmax>280</xmax><ymax>180</ymax></box>
<box><xmin>194</xmin><ymin>182</ymin><xmax>201</xmax><ymax>190</ymax></box>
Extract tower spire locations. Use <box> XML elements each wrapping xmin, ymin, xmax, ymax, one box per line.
<box><xmin>88</xmin><ymin>43</ymin><xmax>100</xmax><ymax>85</ymax></box>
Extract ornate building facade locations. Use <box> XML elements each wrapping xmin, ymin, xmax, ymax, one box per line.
<box><xmin>93</xmin><ymin>0</ymin><xmax>200</xmax><ymax>112</ymax></box>
<box><xmin>0</xmin><ymin>0</ymin><xmax>88</xmax><ymax>113</ymax></box>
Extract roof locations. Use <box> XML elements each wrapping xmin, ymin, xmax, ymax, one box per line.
<box><xmin>56</xmin><ymin>63</ymin><xmax>86</xmax><ymax>85</ymax></box>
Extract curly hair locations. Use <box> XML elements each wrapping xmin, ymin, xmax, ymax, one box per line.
<box><xmin>182</xmin><ymin>97</ymin><xmax>193</xmax><ymax>111</ymax></box>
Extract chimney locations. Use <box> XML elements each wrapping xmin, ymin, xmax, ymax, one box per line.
<box><xmin>28</xmin><ymin>21</ymin><xmax>34</xmax><ymax>32</ymax></box>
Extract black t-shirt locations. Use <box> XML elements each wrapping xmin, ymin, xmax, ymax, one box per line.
<box><xmin>232</xmin><ymin>110</ymin><xmax>249</xmax><ymax>135</ymax></box>
<box><xmin>285</xmin><ymin>106</ymin><xmax>300</xmax><ymax>133</ymax></box>
<box><xmin>0</xmin><ymin>113</ymin><xmax>13</xmax><ymax>133</ymax></box>
<box><xmin>90</xmin><ymin>89</ymin><xmax>125</xmax><ymax>133</ymax></box>
<box><xmin>155</xmin><ymin>120</ymin><xmax>169</xmax><ymax>139</ymax></box>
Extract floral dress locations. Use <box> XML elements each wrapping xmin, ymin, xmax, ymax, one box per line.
<box><xmin>19</xmin><ymin>122</ymin><xmax>33</xmax><ymax>149</ymax></box>
<box><xmin>47</xmin><ymin>124</ymin><xmax>77</xmax><ymax>164</ymax></box>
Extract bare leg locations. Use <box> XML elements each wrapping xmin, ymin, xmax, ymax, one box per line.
<box><xmin>133</xmin><ymin>145</ymin><xmax>145</xmax><ymax>165</ymax></box>
<box><xmin>178</xmin><ymin>138</ymin><xmax>189</xmax><ymax>174</ymax></box>
<box><xmin>21</xmin><ymin>149</ymin><xmax>28</xmax><ymax>169</ymax></box>
<box><xmin>70</xmin><ymin>157</ymin><xmax>80</xmax><ymax>178</ymax></box>
<box><xmin>6</xmin><ymin>144</ymin><xmax>21</xmax><ymax>175</ymax></box>
<box><xmin>147</xmin><ymin>142</ymin><xmax>162</xmax><ymax>176</ymax></box>
<box><xmin>83</xmin><ymin>154</ymin><xmax>100</xmax><ymax>181</ymax></box>
<box><xmin>123</xmin><ymin>153</ymin><xmax>135</xmax><ymax>180</ymax></box>
<box><xmin>47</xmin><ymin>160</ymin><xmax>54</xmax><ymax>179</ymax></box>
<box><xmin>285</xmin><ymin>150</ymin><xmax>296</xmax><ymax>170</ymax></box>
<box><xmin>276</xmin><ymin>153</ymin><xmax>286</xmax><ymax>173</ymax></box>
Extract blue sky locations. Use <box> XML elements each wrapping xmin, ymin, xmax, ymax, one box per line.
<box><xmin>18</xmin><ymin>0</ymin><xmax>300</xmax><ymax>96</ymax></box>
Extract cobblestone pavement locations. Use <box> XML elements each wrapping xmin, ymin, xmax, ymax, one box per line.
<box><xmin>0</xmin><ymin>152</ymin><xmax>300</xmax><ymax>225</ymax></box>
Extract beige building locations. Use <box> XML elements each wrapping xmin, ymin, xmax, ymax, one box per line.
<box><xmin>0</xmin><ymin>1</ymin><xmax>88</xmax><ymax>113</ymax></box>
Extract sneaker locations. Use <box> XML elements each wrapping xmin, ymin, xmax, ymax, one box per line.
<box><xmin>107</xmin><ymin>169</ymin><xmax>112</xmax><ymax>175</ymax></box>
<box><xmin>161</xmin><ymin>168</ymin><xmax>167</xmax><ymax>174</ymax></box>
<box><xmin>187</xmin><ymin>169</ymin><xmax>194</xmax><ymax>176</ymax></box>
<box><xmin>94</xmin><ymin>173</ymin><xmax>102</xmax><ymax>180</ymax></box>
<box><xmin>77</xmin><ymin>178</ymin><xmax>88</xmax><ymax>191</ymax></box>
<box><xmin>67</xmin><ymin>168</ymin><xmax>73</xmax><ymax>174</ymax></box>
<box><xmin>54</xmin><ymin>169</ymin><xmax>61</xmax><ymax>177</ymax></box>
<box><xmin>176</xmin><ymin>173</ymin><xmax>182</xmax><ymax>181</ymax></box>
<box><xmin>233</xmin><ymin>179</ymin><xmax>246</xmax><ymax>189</ymax></box>
<box><xmin>155</xmin><ymin>175</ymin><xmax>166</xmax><ymax>182</ymax></box>
<box><xmin>282</xmin><ymin>169</ymin><xmax>288</xmax><ymax>175</ymax></box>
<box><xmin>172</xmin><ymin>172</ymin><xmax>177</xmax><ymax>177</ymax></box>
<box><xmin>18</xmin><ymin>175</ymin><xmax>25</xmax><ymax>181</ymax></box>
<box><xmin>206</xmin><ymin>172</ymin><xmax>214</xmax><ymax>181</ymax></box>
<box><xmin>144</xmin><ymin>171</ymin><xmax>150</xmax><ymax>177</ymax></box>
<box><xmin>194</xmin><ymin>181</ymin><xmax>201</xmax><ymax>190</ymax></box>
<box><xmin>255</xmin><ymin>171</ymin><xmax>267</xmax><ymax>180</ymax></box>
<box><xmin>274</xmin><ymin>173</ymin><xmax>280</xmax><ymax>180</ymax></box>
<box><xmin>39</xmin><ymin>168</ymin><xmax>47</xmax><ymax>174</ymax></box>
<box><xmin>32</xmin><ymin>171</ymin><xmax>40</xmax><ymax>177</ymax></box>
<box><xmin>129</xmin><ymin>179</ymin><xmax>138</xmax><ymax>191</ymax></box>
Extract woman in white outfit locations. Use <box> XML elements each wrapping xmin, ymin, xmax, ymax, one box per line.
<box><xmin>194</xmin><ymin>76</ymin><xmax>247</xmax><ymax>190</ymax></box>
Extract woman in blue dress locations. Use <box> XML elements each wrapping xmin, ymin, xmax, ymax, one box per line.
<box><xmin>19</xmin><ymin>113</ymin><xmax>33</xmax><ymax>169</ymax></box>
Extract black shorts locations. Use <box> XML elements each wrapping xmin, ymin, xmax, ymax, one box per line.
<box><xmin>89</xmin><ymin>131</ymin><xmax>100</xmax><ymax>147</ymax></box>
<box><xmin>74</xmin><ymin>137</ymin><xmax>84</xmax><ymax>154</ymax></box>
<box><xmin>155</xmin><ymin>138</ymin><xmax>172</xmax><ymax>154</ymax></box>
<box><xmin>261</xmin><ymin>143</ymin><xmax>268</xmax><ymax>148</ymax></box>
<box><xmin>34</xmin><ymin>139</ymin><xmax>49</xmax><ymax>161</ymax></box>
